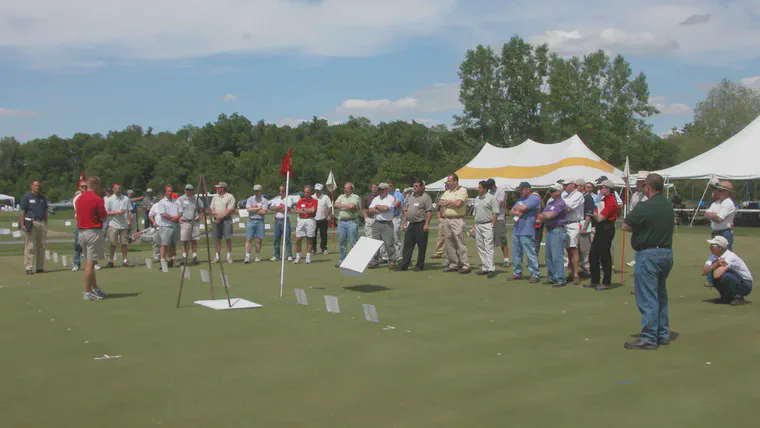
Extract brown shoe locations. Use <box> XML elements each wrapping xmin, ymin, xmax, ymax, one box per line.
<box><xmin>509</xmin><ymin>275</ymin><xmax>523</xmax><ymax>281</ymax></box>
<box><xmin>528</xmin><ymin>277</ymin><xmax>540</xmax><ymax>284</ymax></box>
<box><xmin>459</xmin><ymin>268</ymin><xmax>471</xmax><ymax>274</ymax></box>
<box><xmin>572</xmin><ymin>277</ymin><xmax>580</xmax><ymax>285</ymax></box>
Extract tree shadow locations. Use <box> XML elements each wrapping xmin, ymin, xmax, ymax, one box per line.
<box><xmin>107</xmin><ymin>292</ymin><xmax>142</xmax><ymax>299</ymax></box>
<box><xmin>343</xmin><ymin>284</ymin><xmax>391</xmax><ymax>293</ymax></box>
<box><xmin>629</xmin><ymin>331</ymin><xmax>680</xmax><ymax>342</ymax></box>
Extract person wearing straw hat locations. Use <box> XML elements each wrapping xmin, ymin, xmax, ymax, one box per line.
<box><xmin>704</xmin><ymin>180</ymin><xmax>736</xmax><ymax>249</ymax></box>
<box><xmin>626</xmin><ymin>171</ymin><xmax>650</xmax><ymax>267</ymax></box>
<box><xmin>539</xmin><ymin>182</ymin><xmax>568</xmax><ymax>287</ymax></box>
<box><xmin>588</xmin><ymin>179</ymin><xmax>618</xmax><ymax>290</ymax></box>
<box><xmin>244</xmin><ymin>184</ymin><xmax>268</xmax><ymax>263</ymax></box>
<box><xmin>210</xmin><ymin>181</ymin><xmax>236</xmax><ymax>264</ymax></box>
<box><xmin>622</xmin><ymin>173</ymin><xmax>674</xmax><ymax>350</ymax></box>
<box><xmin>701</xmin><ymin>235</ymin><xmax>752</xmax><ymax>306</ymax></box>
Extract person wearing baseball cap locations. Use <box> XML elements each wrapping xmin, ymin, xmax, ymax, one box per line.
<box><xmin>704</xmin><ymin>180</ymin><xmax>736</xmax><ymax>250</ymax></box>
<box><xmin>701</xmin><ymin>235</ymin><xmax>752</xmax><ymax>306</ymax></box>
<box><xmin>539</xmin><ymin>182</ymin><xmax>568</xmax><ymax>286</ymax></box>
<box><xmin>562</xmin><ymin>178</ymin><xmax>585</xmax><ymax>285</ymax></box>
<box><xmin>622</xmin><ymin>173</ymin><xmax>674</xmax><ymax>350</ymax></box>
<box><xmin>626</xmin><ymin>172</ymin><xmax>650</xmax><ymax>267</ymax></box>
<box><xmin>367</xmin><ymin>183</ymin><xmax>399</xmax><ymax>269</ymax></box>
<box><xmin>588</xmin><ymin>179</ymin><xmax>618</xmax><ymax>290</ymax></box>
<box><xmin>177</xmin><ymin>184</ymin><xmax>204</xmax><ymax>265</ymax></box>
<box><xmin>210</xmin><ymin>181</ymin><xmax>236</xmax><ymax>264</ymax></box>
<box><xmin>509</xmin><ymin>181</ymin><xmax>541</xmax><ymax>282</ymax></box>
<box><xmin>244</xmin><ymin>184</ymin><xmax>268</xmax><ymax>263</ymax></box>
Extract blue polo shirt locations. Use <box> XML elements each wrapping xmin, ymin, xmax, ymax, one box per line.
<box><xmin>513</xmin><ymin>194</ymin><xmax>540</xmax><ymax>237</ymax></box>
<box><xmin>392</xmin><ymin>190</ymin><xmax>404</xmax><ymax>217</ymax></box>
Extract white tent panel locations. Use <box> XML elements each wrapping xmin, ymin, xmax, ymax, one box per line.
<box><xmin>0</xmin><ymin>194</ymin><xmax>15</xmax><ymax>207</ymax></box>
<box><xmin>427</xmin><ymin>135</ymin><xmax>625</xmax><ymax>191</ymax></box>
<box><xmin>655</xmin><ymin>115</ymin><xmax>760</xmax><ymax>180</ymax></box>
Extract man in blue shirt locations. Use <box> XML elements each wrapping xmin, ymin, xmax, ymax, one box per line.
<box><xmin>540</xmin><ymin>183</ymin><xmax>568</xmax><ymax>287</ymax></box>
<box><xmin>509</xmin><ymin>182</ymin><xmax>541</xmax><ymax>282</ymax></box>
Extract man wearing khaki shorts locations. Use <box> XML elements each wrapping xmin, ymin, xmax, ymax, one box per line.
<box><xmin>153</xmin><ymin>186</ymin><xmax>181</xmax><ymax>268</ymax></box>
<box><xmin>178</xmin><ymin>184</ymin><xmax>203</xmax><ymax>265</ymax></box>
<box><xmin>562</xmin><ymin>179</ymin><xmax>585</xmax><ymax>284</ymax></box>
<box><xmin>76</xmin><ymin>176</ymin><xmax>108</xmax><ymax>301</ymax></box>
<box><xmin>104</xmin><ymin>183</ymin><xmax>132</xmax><ymax>267</ymax></box>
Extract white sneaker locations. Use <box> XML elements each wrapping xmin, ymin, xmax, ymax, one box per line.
<box><xmin>94</xmin><ymin>264</ymin><xmax>101</xmax><ymax>271</ymax></box>
<box><xmin>270</xmin><ymin>256</ymin><xmax>278</xmax><ymax>262</ymax></box>
<box><xmin>322</xmin><ymin>250</ymin><xmax>329</xmax><ymax>255</ymax></box>
<box><xmin>293</xmin><ymin>256</ymin><xmax>300</xmax><ymax>264</ymax></box>
<box><xmin>254</xmin><ymin>257</ymin><xmax>261</xmax><ymax>263</ymax></box>
<box><xmin>627</xmin><ymin>260</ymin><xmax>636</xmax><ymax>267</ymax></box>
<box><xmin>227</xmin><ymin>256</ymin><xmax>233</xmax><ymax>264</ymax></box>
<box><xmin>287</xmin><ymin>256</ymin><xmax>293</xmax><ymax>262</ymax></box>
<box><xmin>305</xmin><ymin>256</ymin><xmax>312</xmax><ymax>264</ymax></box>
<box><xmin>71</xmin><ymin>265</ymin><xmax>79</xmax><ymax>272</ymax></box>
<box><xmin>244</xmin><ymin>256</ymin><xmax>250</xmax><ymax>264</ymax></box>
<box><xmin>211</xmin><ymin>258</ymin><xmax>219</xmax><ymax>264</ymax></box>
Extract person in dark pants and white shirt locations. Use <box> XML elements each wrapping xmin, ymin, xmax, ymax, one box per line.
<box><xmin>311</xmin><ymin>183</ymin><xmax>332</xmax><ymax>255</ymax></box>
<box><xmin>20</xmin><ymin>180</ymin><xmax>48</xmax><ymax>275</ymax></box>
<box><xmin>701</xmin><ymin>235</ymin><xmax>752</xmax><ymax>306</ymax></box>
<box><xmin>471</xmin><ymin>180</ymin><xmax>499</xmax><ymax>278</ymax></box>
<box><xmin>622</xmin><ymin>173</ymin><xmax>674</xmax><ymax>350</ymax></box>
<box><xmin>398</xmin><ymin>179</ymin><xmax>433</xmax><ymax>271</ymax></box>
<box><xmin>368</xmin><ymin>183</ymin><xmax>398</xmax><ymax>269</ymax></box>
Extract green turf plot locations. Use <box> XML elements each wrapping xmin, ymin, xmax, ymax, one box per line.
<box><xmin>1</xmin><ymin>225</ymin><xmax>759</xmax><ymax>428</ymax></box>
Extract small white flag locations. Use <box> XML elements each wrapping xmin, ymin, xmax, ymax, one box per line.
<box><xmin>145</xmin><ymin>258</ymin><xmax>152</xmax><ymax>269</ymax></box>
<box><xmin>65</xmin><ymin>221</ymin><xmax>72</xmax><ymax>227</ymax></box>
<box><xmin>200</xmin><ymin>269</ymin><xmax>210</xmax><ymax>283</ymax></box>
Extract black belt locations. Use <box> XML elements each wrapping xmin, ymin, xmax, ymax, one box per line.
<box><xmin>475</xmin><ymin>221</ymin><xmax>492</xmax><ymax>225</ymax></box>
<box><xmin>547</xmin><ymin>225</ymin><xmax>566</xmax><ymax>230</ymax></box>
<box><xmin>375</xmin><ymin>219</ymin><xmax>392</xmax><ymax>223</ymax></box>
<box><xmin>409</xmin><ymin>220</ymin><xmax>426</xmax><ymax>224</ymax></box>
<box><xmin>640</xmin><ymin>245</ymin><xmax>671</xmax><ymax>250</ymax></box>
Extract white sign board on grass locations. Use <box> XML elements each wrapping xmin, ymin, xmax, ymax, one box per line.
<box><xmin>200</xmin><ymin>269</ymin><xmax>210</xmax><ymax>283</ymax></box>
<box><xmin>338</xmin><ymin>237</ymin><xmax>384</xmax><ymax>276</ymax></box>
<box><xmin>325</xmin><ymin>295</ymin><xmax>340</xmax><ymax>314</ymax></box>
<box><xmin>195</xmin><ymin>299</ymin><xmax>262</xmax><ymax>310</ymax></box>
<box><xmin>238</xmin><ymin>209</ymin><xmax>248</xmax><ymax>218</ymax></box>
<box><xmin>145</xmin><ymin>258</ymin><xmax>152</xmax><ymax>269</ymax></box>
<box><xmin>363</xmin><ymin>304</ymin><xmax>380</xmax><ymax>323</ymax></box>
<box><xmin>294</xmin><ymin>289</ymin><xmax>308</xmax><ymax>306</ymax></box>
<box><xmin>65</xmin><ymin>221</ymin><xmax>72</xmax><ymax>227</ymax></box>
<box><xmin>53</xmin><ymin>253</ymin><xmax>59</xmax><ymax>263</ymax></box>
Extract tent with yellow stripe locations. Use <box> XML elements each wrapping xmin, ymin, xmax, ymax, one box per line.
<box><xmin>426</xmin><ymin>135</ymin><xmax>625</xmax><ymax>191</ymax></box>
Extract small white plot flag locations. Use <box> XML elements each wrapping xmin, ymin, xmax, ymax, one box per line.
<box><xmin>62</xmin><ymin>255</ymin><xmax>68</xmax><ymax>267</ymax></box>
<box><xmin>45</xmin><ymin>250</ymin><xmax>50</xmax><ymax>260</ymax></box>
<box><xmin>325</xmin><ymin>295</ymin><xmax>340</xmax><ymax>314</ymax></box>
<box><xmin>363</xmin><ymin>304</ymin><xmax>380</xmax><ymax>323</ymax></box>
<box><xmin>145</xmin><ymin>258</ymin><xmax>152</xmax><ymax>270</ymax></box>
<box><xmin>12</xmin><ymin>231</ymin><xmax>21</xmax><ymax>238</ymax></box>
<box><xmin>65</xmin><ymin>221</ymin><xmax>72</xmax><ymax>227</ymax></box>
<box><xmin>132</xmin><ymin>256</ymin><xmax>138</xmax><ymax>266</ymax></box>
<box><xmin>220</xmin><ymin>274</ymin><xmax>230</xmax><ymax>288</ymax></box>
<box><xmin>200</xmin><ymin>269</ymin><xmax>210</xmax><ymax>283</ymax></box>
<box><xmin>294</xmin><ymin>289</ymin><xmax>308</xmax><ymax>306</ymax></box>
<box><xmin>0</xmin><ymin>228</ymin><xmax>10</xmax><ymax>235</ymax></box>
<box><xmin>199</xmin><ymin>224</ymin><xmax>205</xmax><ymax>230</ymax></box>
<box><xmin>264</xmin><ymin>224</ymin><xmax>271</xmax><ymax>230</ymax></box>
<box><xmin>238</xmin><ymin>209</ymin><xmax>248</xmax><ymax>218</ymax></box>
<box><xmin>238</xmin><ymin>222</ymin><xmax>245</xmax><ymax>229</ymax></box>
<box><xmin>12</xmin><ymin>222</ymin><xmax>19</xmax><ymax>228</ymax></box>
<box><xmin>232</xmin><ymin>217</ymin><xmax>240</xmax><ymax>223</ymax></box>
<box><xmin>53</xmin><ymin>253</ymin><xmax>59</xmax><ymax>263</ymax></box>
<box><xmin>161</xmin><ymin>260</ymin><xmax>168</xmax><ymax>273</ymax></box>
<box><xmin>183</xmin><ymin>269</ymin><xmax>190</xmax><ymax>279</ymax></box>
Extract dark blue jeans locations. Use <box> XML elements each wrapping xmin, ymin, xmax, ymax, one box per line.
<box><xmin>706</xmin><ymin>229</ymin><xmax>734</xmax><ymax>286</ymax></box>
<box><xmin>73</xmin><ymin>223</ymin><xmax>82</xmax><ymax>267</ymax></box>
<box><xmin>273</xmin><ymin>219</ymin><xmax>292</xmax><ymax>259</ymax></box>
<box><xmin>713</xmin><ymin>270</ymin><xmax>752</xmax><ymax>302</ymax></box>
<box><xmin>634</xmin><ymin>248</ymin><xmax>674</xmax><ymax>344</ymax></box>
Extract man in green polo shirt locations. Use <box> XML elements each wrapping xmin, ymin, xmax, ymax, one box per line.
<box><xmin>622</xmin><ymin>173</ymin><xmax>674</xmax><ymax>350</ymax></box>
<box><xmin>333</xmin><ymin>182</ymin><xmax>361</xmax><ymax>267</ymax></box>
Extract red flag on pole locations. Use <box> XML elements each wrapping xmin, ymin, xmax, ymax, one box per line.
<box><xmin>280</xmin><ymin>148</ymin><xmax>292</xmax><ymax>178</ymax></box>
<box><xmin>80</xmin><ymin>170</ymin><xmax>86</xmax><ymax>182</ymax></box>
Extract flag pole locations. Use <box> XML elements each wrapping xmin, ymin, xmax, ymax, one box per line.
<box><xmin>280</xmin><ymin>172</ymin><xmax>289</xmax><ymax>298</ymax></box>
<box><xmin>621</xmin><ymin>156</ymin><xmax>630</xmax><ymax>283</ymax></box>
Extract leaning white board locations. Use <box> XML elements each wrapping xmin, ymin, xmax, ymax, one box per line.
<box><xmin>194</xmin><ymin>299</ymin><xmax>262</xmax><ymax>310</ymax></box>
<box><xmin>338</xmin><ymin>236</ymin><xmax>384</xmax><ymax>276</ymax></box>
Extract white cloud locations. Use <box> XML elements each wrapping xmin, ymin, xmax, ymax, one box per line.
<box><xmin>334</xmin><ymin>83</ymin><xmax>460</xmax><ymax>119</ymax></box>
<box><xmin>220</xmin><ymin>94</ymin><xmax>237</xmax><ymax>102</ymax></box>
<box><xmin>650</xmin><ymin>96</ymin><xmax>692</xmax><ymax>116</ymax></box>
<box><xmin>679</xmin><ymin>13</ymin><xmax>711</xmax><ymax>26</ymax></box>
<box><xmin>531</xmin><ymin>28</ymin><xmax>678</xmax><ymax>57</ymax></box>
<box><xmin>741</xmin><ymin>75</ymin><xmax>760</xmax><ymax>89</ymax></box>
<box><xmin>0</xmin><ymin>108</ymin><xmax>39</xmax><ymax>118</ymax></box>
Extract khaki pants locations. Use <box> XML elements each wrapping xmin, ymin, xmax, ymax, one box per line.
<box><xmin>365</xmin><ymin>218</ymin><xmax>387</xmax><ymax>261</ymax></box>
<box><xmin>475</xmin><ymin>223</ymin><xmax>494</xmax><ymax>272</ymax></box>
<box><xmin>24</xmin><ymin>221</ymin><xmax>47</xmax><ymax>271</ymax></box>
<box><xmin>443</xmin><ymin>217</ymin><xmax>469</xmax><ymax>270</ymax></box>
<box><xmin>578</xmin><ymin>231</ymin><xmax>594</xmax><ymax>274</ymax></box>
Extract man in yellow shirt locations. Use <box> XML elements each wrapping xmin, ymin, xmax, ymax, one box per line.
<box><xmin>437</xmin><ymin>174</ymin><xmax>470</xmax><ymax>274</ymax></box>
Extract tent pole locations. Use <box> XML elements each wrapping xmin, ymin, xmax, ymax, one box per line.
<box><xmin>690</xmin><ymin>175</ymin><xmax>714</xmax><ymax>227</ymax></box>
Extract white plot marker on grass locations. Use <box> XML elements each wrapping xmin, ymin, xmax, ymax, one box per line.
<box><xmin>65</xmin><ymin>221</ymin><xmax>72</xmax><ymax>227</ymax></box>
<box><xmin>132</xmin><ymin>256</ymin><xmax>138</xmax><ymax>266</ymax></box>
<box><xmin>200</xmin><ymin>269</ymin><xmax>210</xmax><ymax>283</ymax></box>
<box><xmin>324</xmin><ymin>295</ymin><xmax>340</xmax><ymax>314</ymax></box>
<box><xmin>363</xmin><ymin>304</ymin><xmax>380</xmax><ymax>324</ymax></box>
<box><xmin>294</xmin><ymin>289</ymin><xmax>308</xmax><ymax>306</ymax></box>
<box><xmin>161</xmin><ymin>260</ymin><xmax>169</xmax><ymax>273</ymax></box>
<box><xmin>53</xmin><ymin>253</ymin><xmax>59</xmax><ymax>263</ymax></box>
<box><xmin>45</xmin><ymin>250</ymin><xmax>50</xmax><ymax>260</ymax></box>
<box><xmin>93</xmin><ymin>354</ymin><xmax>122</xmax><ymax>360</ymax></box>
<box><xmin>12</xmin><ymin>222</ymin><xmax>19</xmax><ymax>228</ymax></box>
<box><xmin>264</xmin><ymin>224</ymin><xmax>271</xmax><ymax>230</ymax></box>
<box><xmin>238</xmin><ymin>222</ymin><xmax>245</xmax><ymax>229</ymax></box>
<box><xmin>232</xmin><ymin>217</ymin><xmax>240</xmax><ymax>223</ymax></box>
<box><xmin>12</xmin><ymin>231</ymin><xmax>21</xmax><ymax>238</ymax></box>
<box><xmin>62</xmin><ymin>255</ymin><xmax>67</xmax><ymax>267</ymax></box>
<box><xmin>183</xmin><ymin>269</ymin><xmax>190</xmax><ymax>279</ymax></box>
<box><xmin>145</xmin><ymin>258</ymin><xmax>152</xmax><ymax>270</ymax></box>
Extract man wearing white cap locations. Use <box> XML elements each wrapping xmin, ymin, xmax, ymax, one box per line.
<box><xmin>244</xmin><ymin>184</ymin><xmax>268</xmax><ymax>263</ymax></box>
<box><xmin>368</xmin><ymin>183</ymin><xmax>398</xmax><ymax>269</ymax></box>
<box><xmin>704</xmin><ymin>180</ymin><xmax>736</xmax><ymax>249</ymax></box>
<box><xmin>562</xmin><ymin>178</ymin><xmax>585</xmax><ymax>285</ymax></box>
<box><xmin>625</xmin><ymin>171</ymin><xmax>649</xmax><ymax>267</ymax></box>
<box><xmin>311</xmin><ymin>183</ymin><xmax>333</xmax><ymax>255</ymax></box>
<box><xmin>702</xmin><ymin>235</ymin><xmax>752</xmax><ymax>305</ymax></box>
<box><xmin>177</xmin><ymin>184</ymin><xmax>203</xmax><ymax>265</ymax></box>
<box><xmin>210</xmin><ymin>181</ymin><xmax>236</xmax><ymax>264</ymax></box>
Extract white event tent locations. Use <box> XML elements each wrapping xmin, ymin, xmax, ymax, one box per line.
<box><xmin>0</xmin><ymin>194</ymin><xmax>15</xmax><ymax>207</ymax></box>
<box><xmin>655</xmin><ymin>114</ymin><xmax>760</xmax><ymax>180</ymax></box>
<box><xmin>426</xmin><ymin>135</ymin><xmax>625</xmax><ymax>191</ymax></box>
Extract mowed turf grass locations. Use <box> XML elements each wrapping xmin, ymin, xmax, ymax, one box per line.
<box><xmin>1</xmin><ymin>212</ymin><xmax>760</xmax><ymax>427</ymax></box>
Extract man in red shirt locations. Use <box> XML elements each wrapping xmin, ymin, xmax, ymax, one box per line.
<box><xmin>294</xmin><ymin>185</ymin><xmax>318</xmax><ymax>264</ymax></box>
<box><xmin>76</xmin><ymin>176</ymin><xmax>108</xmax><ymax>301</ymax></box>
<box><xmin>588</xmin><ymin>179</ymin><xmax>618</xmax><ymax>290</ymax></box>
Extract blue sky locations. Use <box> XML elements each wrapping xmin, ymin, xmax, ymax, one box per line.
<box><xmin>2</xmin><ymin>0</ymin><xmax>759</xmax><ymax>141</ymax></box>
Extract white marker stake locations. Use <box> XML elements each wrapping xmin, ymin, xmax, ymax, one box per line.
<box><xmin>65</xmin><ymin>221</ymin><xmax>72</xmax><ymax>227</ymax></box>
<box><xmin>53</xmin><ymin>253</ymin><xmax>59</xmax><ymax>263</ymax></box>
<box><xmin>12</xmin><ymin>222</ymin><xmax>19</xmax><ymax>228</ymax></box>
<box><xmin>232</xmin><ymin>217</ymin><xmax>240</xmax><ymax>223</ymax></box>
<box><xmin>325</xmin><ymin>295</ymin><xmax>340</xmax><ymax>314</ymax></box>
<box><xmin>12</xmin><ymin>231</ymin><xmax>21</xmax><ymax>238</ymax></box>
<box><xmin>183</xmin><ymin>269</ymin><xmax>190</xmax><ymax>279</ymax></box>
<box><xmin>238</xmin><ymin>222</ymin><xmax>245</xmax><ymax>229</ymax></box>
<box><xmin>161</xmin><ymin>260</ymin><xmax>168</xmax><ymax>273</ymax></box>
<box><xmin>199</xmin><ymin>224</ymin><xmax>205</xmax><ymax>230</ymax></box>
<box><xmin>45</xmin><ymin>250</ymin><xmax>50</xmax><ymax>260</ymax></box>
<box><xmin>62</xmin><ymin>255</ymin><xmax>68</xmax><ymax>267</ymax></box>
<box><xmin>145</xmin><ymin>258</ymin><xmax>152</xmax><ymax>270</ymax></box>
<box><xmin>200</xmin><ymin>269</ymin><xmax>210</xmax><ymax>283</ymax></box>
<box><xmin>264</xmin><ymin>224</ymin><xmax>271</xmax><ymax>231</ymax></box>
<box><xmin>294</xmin><ymin>289</ymin><xmax>308</xmax><ymax>306</ymax></box>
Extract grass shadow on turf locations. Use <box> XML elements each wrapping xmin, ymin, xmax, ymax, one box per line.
<box><xmin>343</xmin><ymin>284</ymin><xmax>391</xmax><ymax>293</ymax></box>
<box><xmin>106</xmin><ymin>292</ymin><xmax>142</xmax><ymax>299</ymax></box>
<box><xmin>629</xmin><ymin>331</ymin><xmax>680</xmax><ymax>341</ymax></box>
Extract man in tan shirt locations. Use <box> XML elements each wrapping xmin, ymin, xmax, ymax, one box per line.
<box><xmin>210</xmin><ymin>182</ymin><xmax>236</xmax><ymax>264</ymax></box>
<box><xmin>437</xmin><ymin>174</ymin><xmax>470</xmax><ymax>274</ymax></box>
